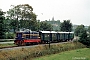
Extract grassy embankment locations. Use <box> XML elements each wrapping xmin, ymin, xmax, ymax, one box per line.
<box><xmin>0</xmin><ymin>42</ymin><xmax>86</xmax><ymax>60</ymax></box>
<box><xmin>34</xmin><ymin>48</ymin><xmax>90</xmax><ymax>60</ymax></box>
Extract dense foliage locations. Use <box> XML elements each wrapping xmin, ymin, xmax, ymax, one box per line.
<box><xmin>87</xmin><ymin>26</ymin><xmax>90</xmax><ymax>33</ymax></box>
<box><xmin>60</xmin><ymin>20</ymin><xmax>72</xmax><ymax>32</ymax></box>
<box><xmin>75</xmin><ymin>25</ymin><xmax>90</xmax><ymax>46</ymax></box>
<box><xmin>0</xmin><ymin>9</ymin><xmax>6</xmax><ymax>39</ymax></box>
<box><xmin>40</xmin><ymin>21</ymin><xmax>53</xmax><ymax>31</ymax></box>
<box><xmin>7</xmin><ymin>4</ymin><xmax>37</xmax><ymax>32</ymax></box>
<box><xmin>74</xmin><ymin>25</ymin><xmax>85</xmax><ymax>36</ymax></box>
<box><xmin>0</xmin><ymin>4</ymin><xmax>53</xmax><ymax>39</ymax></box>
<box><xmin>6</xmin><ymin>4</ymin><xmax>53</xmax><ymax>32</ymax></box>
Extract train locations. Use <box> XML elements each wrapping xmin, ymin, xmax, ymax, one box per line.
<box><xmin>14</xmin><ymin>30</ymin><xmax>74</xmax><ymax>46</ymax></box>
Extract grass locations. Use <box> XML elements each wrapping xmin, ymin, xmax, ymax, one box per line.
<box><xmin>0</xmin><ymin>42</ymin><xmax>86</xmax><ymax>60</ymax></box>
<box><xmin>0</xmin><ymin>43</ymin><xmax>16</xmax><ymax>48</ymax></box>
<box><xmin>0</xmin><ymin>39</ymin><xmax>14</xmax><ymax>42</ymax></box>
<box><xmin>34</xmin><ymin>48</ymin><xmax>90</xmax><ymax>60</ymax></box>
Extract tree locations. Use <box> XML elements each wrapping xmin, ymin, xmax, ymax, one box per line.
<box><xmin>7</xmin><ymin>4</ymin><xmax>37</xmax><ymax>31</ymax></box>
<box><xmin>7</xmin><ymin>5</ymin><xmax>20</xmax><ymax>31</ymax></box>
<box><xmin>3</xmin><ymin>18</ymin><xmax>10</xmax><ymax>33</ymax></box>
<box><xmin>27</xmin><ymin>13</ymin><xmax>38</xmax><ymax>31</ymax></box>
<box><xmin>10</xmin><ymin>19</ymin><xmax>17</xmax><ymax>32</ymax></box>
<box><xmin>87</xmin><ymin>26</ymin><xmax>90</xmax><ymax>33</ymax></box>
<box><xmin>78</xmin><ymin>27</ymin><xmax>90</xmax><ymax>46</ymax></box>
<box><xmin>60</xmin><ymin>20</ymin><xmax>72</xmax><ymax>32</ymax></box>
<box><xmin>75</xmin><ymin>25</ymin><xmax>90</xmax><ymax>46</ymax></box>
<box><xmin>0</xmin><ymin>9</ymin><xmax>6</xmax><ymax>39</ymax></box>
<box><xmin>74</xmin><ymin>25</ymin><xmax>85</xmax><ymax>36</ymax></box>
<box><xmin>40</xmin><ymin>21</ymin><xmax>53</xmax><ymax>31</ymax></box>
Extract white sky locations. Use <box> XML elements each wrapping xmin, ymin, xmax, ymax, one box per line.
<box><xmin>0</xmin><ymin>0</ymin><xmax>90</xmax><ymax>26</ymax></box>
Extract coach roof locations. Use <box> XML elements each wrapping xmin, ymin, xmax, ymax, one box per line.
<box><xmin>40</xmin><ymin>31</ymin><xmax>57</xmax><ymax>33</ymax></box>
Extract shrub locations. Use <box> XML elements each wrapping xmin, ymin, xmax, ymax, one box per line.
<box><xmin>75</xmin><ymin>25</ymin><xmax>90</xmax><ymax>47</ymax></box>
<box><xmin>5</xmin><ymin>32</ymin><xmax>15</xmax><ymax>39</ymax></box>
<box><xmin>78</xmin><ymin>31</ymin><xmax>90</xmax><ymax>47</ymax></box>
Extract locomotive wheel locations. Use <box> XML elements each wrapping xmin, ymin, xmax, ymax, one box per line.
<box><xmin>21</xmin><ymin>41</ymin><xmax>25</xmax><ymax>46</ymax></box>
<box><xmin>35</xmin><ymin>42</ymin><xmax>38</xmax><ymax>45</ymax></box>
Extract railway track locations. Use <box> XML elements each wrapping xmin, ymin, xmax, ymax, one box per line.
<box><xmin>0</xmin><ymin>46</ymin><xmax>18</xmax><ymax>49</ymax></box>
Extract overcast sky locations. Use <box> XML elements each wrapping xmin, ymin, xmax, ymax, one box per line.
<box><xmin>0</xmin><ymin>0</ymin><xmax>90</xmax><ymax>26</ymax></box>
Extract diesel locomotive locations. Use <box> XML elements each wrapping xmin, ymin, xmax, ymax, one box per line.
<box><xmin>14</xmin><ymin>30</ymin><xmax>74</xmax><ymax>46</ymax></box>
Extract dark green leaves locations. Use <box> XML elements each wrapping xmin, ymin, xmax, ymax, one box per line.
<box><xmin>60</xmin><ymin>20</ymin><xmax>72</xmax><ymax>32</ymax></box>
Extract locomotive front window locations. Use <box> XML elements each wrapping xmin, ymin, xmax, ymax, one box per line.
<box><xmin>15</xmin><ymin>32</ymin><xmax>24</xmax><ymax>40</ymax></box>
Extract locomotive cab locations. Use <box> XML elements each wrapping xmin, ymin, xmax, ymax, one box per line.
<box><xmin>14</xmin><ymin>32</ymin><xmax>24</xmax><ymax>45</ymax></box>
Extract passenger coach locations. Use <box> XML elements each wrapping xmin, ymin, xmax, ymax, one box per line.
<box><xmin>39</xmin><ymin>31</ymin><xmax>74</xmax><ymax>43</ymax></box>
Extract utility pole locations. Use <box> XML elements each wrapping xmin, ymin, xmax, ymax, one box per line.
<box><xmin>49</xmin><ymin>31</ymin><xmax>51</xmax><ymax>48</ymax></box>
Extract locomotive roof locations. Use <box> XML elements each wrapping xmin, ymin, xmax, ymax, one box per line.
<box><xmin>16</xmin><ymin>31</ymin><xmax>39</xmax><ymax>34</ymax></box>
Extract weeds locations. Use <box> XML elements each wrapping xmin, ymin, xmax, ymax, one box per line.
<box><xmin>0</xmin><ymin>42</ymin><xmax>86</xmax><ymax>60</ymax></box>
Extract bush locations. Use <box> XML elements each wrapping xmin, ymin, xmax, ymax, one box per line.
<box><xmin>78</xmin><ymin>30</ymin><xmax>90</xmax><ymax>47</ymax></box>
<box><xmin>75</xmin><ymin>25</ymin><xmax>90</xmax><ymax>47</ymax></box>
<box><xmin>5</xmin><ymin>32</ymin><xmax>15</xmax><ymax>39</ymax></box>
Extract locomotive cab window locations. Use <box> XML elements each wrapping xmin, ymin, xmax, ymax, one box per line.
<box><xmin>16</xmin><ymin>33</ymin><xmax>22</xmax><ymax>38</ymax></box>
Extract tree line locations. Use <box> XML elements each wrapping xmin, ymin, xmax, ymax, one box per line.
<box><xmin>0</xmin><ymin>4</ymin><xmax>73</xmax><ymax>39</ymax></box>
<box><xmin>0</xmin><ymin>4</ymin><xmax>53</xmax><ymax>32</ymax></box>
